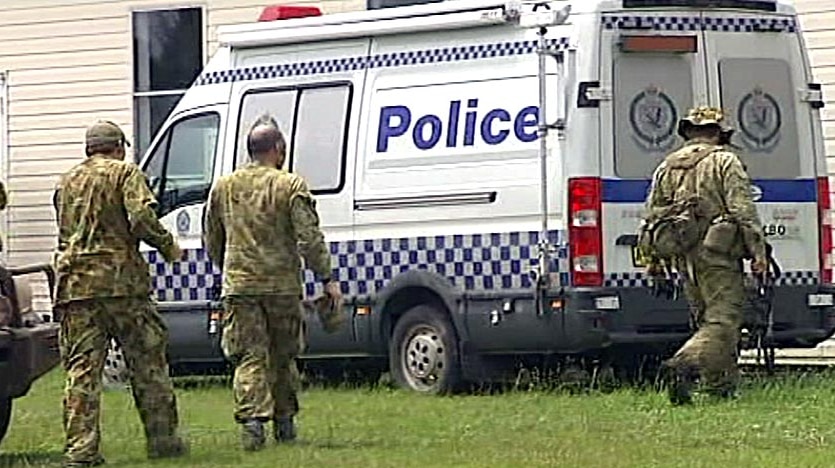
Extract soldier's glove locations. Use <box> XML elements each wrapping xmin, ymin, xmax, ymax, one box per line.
<box><xmin>751</xmin><ymin>256</ymin><xmax>768</xmax><ymax>277</ymax></box>
<box><xmin>162</xmin><ymin>242</ymin><xmax>184</xmax><ymax>263</ymax></box>
<box><xmin>310</xmin><ymin>281</ymin><xmax>345</xmax><ymax>334</ymax></box>
<box><xmin>311</xmin><ymin>295</ymin><xmax>344</xmax><ymax>334</ymax></box>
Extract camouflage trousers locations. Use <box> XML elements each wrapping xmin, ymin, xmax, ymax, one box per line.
<box><xmin>221</xmin><ymin>295</ymin><xmax>303</xmax><ymax>423</ymax></box>
<box><xmin>667</xmin><ymin>251</ymin><xmax>744</xmax><ymax>391</ymax></box>
<box><xmin>57</xmin><ymin>297</ymin><xmax>181</xmax><ymax>464</ymax></box>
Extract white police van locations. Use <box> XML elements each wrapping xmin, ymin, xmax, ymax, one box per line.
<box><xmin>104</xmin><ymin>0</ymin><xmax>835</xmax><ymax>393</ymax></box>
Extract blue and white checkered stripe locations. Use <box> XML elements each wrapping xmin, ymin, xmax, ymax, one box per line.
<box><xmin>146</xmin><ymin>230</ymin><xmax>571</xmax><ymax>302</ymax></box>
<box><xmin>196</xmin><ymin>38</ymin><xmax>570</xmax><ymax>86</ymax></box>
<box><xmin>605</xmin><ymin>271</ymin><xmax>819</xmax><ymax>289</ymax></box>
<box><xmin>147</xmin><ymin>249</ymin><xmax>220</xmax><ymax>302</ymax></box>
<box><xmin>146</xmin><ymin>234</ymin><xmax>819</xmax><ymax>300</ymax></box>
<box><xmin>601</xmin><ymin>14</ymin><xmax>796</xmax><ymax>33</ymax></box>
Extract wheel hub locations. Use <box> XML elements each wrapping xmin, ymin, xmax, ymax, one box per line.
<box><xmin>405</xmin><ymin>330</ymin><xmax>444</xmax><ymax>382</ymax></box>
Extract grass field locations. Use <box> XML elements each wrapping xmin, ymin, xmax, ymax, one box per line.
<box><xmin>3</xmin><ymin>368</ymin><xmax>835</xmax><ymax>468</ymax></box>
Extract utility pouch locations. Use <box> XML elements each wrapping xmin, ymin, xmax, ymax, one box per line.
<box><xmin>702</xmin><ymin>219</ymin><xmax>740</xmax><ymax>255</ymax></box>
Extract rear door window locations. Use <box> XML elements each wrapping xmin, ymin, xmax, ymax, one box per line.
<box><xmin>613</xmin><ymin>55</ymin><xmax>693</xmax><ymax>178</ymax></box>
<box><xmin>718</xmin><ymin>58</ymin><xmax>799</xmax><ymax>179</ymax></box>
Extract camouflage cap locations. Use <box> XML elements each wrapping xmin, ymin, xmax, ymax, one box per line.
<box><xmin>85</xmin><ymin>120</ymin><xmax>130</xmax><ymax>147</ymax></box>
<box><xmin>678</xmin><ymin>106</ymin><xmax>733</xmax><ymax>138</ymax></box>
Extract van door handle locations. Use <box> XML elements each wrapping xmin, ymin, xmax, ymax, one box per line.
<box><xmin>616</xmin><ymin>234</ymin><xmax>638</xmax><ymax>246</ymax></box>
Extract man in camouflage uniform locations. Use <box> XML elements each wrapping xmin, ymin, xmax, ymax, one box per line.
<box><xmin>642</xmin><ymin>106</ymin><xmax>768</xmax><ymax>405</ymax></box>
<box><xmin>53</xmin><ymin>121</ymin><xmax>188</xmax><ymax>467</ymax></box>
<box><xmin>204</xmin><ymin>114</ymin><xmax>343</xmax><ymax>451</ymax></box>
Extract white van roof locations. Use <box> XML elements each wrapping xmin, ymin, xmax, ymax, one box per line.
<box><xmin>217</xmin><ymin>0</ymin><xmax>571</xmax><ymax>48</ymax></box>
<box><xmin>217</xmin><ymin>0</ymin><xmax>796</xmax><ymax>49</ymax></box>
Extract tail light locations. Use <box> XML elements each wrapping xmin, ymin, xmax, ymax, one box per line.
<box><xmin>568</xmin><ymin>177</ymin><xmax>603</xmax><ymax>287</ymax></box>
<box><xmin>818</xmin><ymin>177</ymin><xmax>833</xmax><ymax>284</ymax></box>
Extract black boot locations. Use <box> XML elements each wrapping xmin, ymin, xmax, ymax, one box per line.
<box><xmin>663</xmin><ymin>361</ymin><xmax>697</xmax><ymax>406</ymax></box>
<box><xmin>274</xmin><ymin>416</ymin><xmax>296</xmax><ymax>443</ymax></box>
<box><xmin>62</xmin><ymin>454</ymin><xmax>106</xmax><ymax>468</ymax></box>
<box><xmin>148</xmin><ymin>435</ymin><xmax>189</xmax><ymax>459</ymax></box>
<box><xmin>705</xmin><ymin>385</ymin><xmax>739</xmax><ymax>401</ymax></box>
<box><xmin>241</xmin><ymin>419</ymin><xmax>266</xmax><ymax>451</ymax></box>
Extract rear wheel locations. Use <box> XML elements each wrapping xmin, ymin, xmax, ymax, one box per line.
<box><xmin>389</xmin><ymin>305</ymin><xmax>461</xmax><ymax>394</ymax></box>
<box><xmin>0</xmin><ymin>397</ymin><xmax>12</xmax><ymax>446</ymax></box>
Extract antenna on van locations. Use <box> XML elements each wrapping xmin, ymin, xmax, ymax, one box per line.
<box><xmin>517</xmin><ymin>1</ymin><xmax>571</xmax><ymax>315</ymax></box>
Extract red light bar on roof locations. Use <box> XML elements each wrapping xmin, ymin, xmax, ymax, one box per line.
<box><xmin>259</xmin><ymin>5</ymin><xmax>323</xmax><ymax>22</ymax></box>
<box><xmin>620</xmin><ymin>35</ymin><xmax>698</xmax><ymax>53</ymax></box>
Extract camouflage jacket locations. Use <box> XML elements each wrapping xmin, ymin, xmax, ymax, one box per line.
<box><xmin>645</xmin><ymin>137</ymin><xmax>766</xmax><ymax>261</ymax></box>
<box><xmin>203</xmin><ymin>162</ymin><xmax>331</xmax><ymax>298</ymax></box>
<box><xmin>53</xmin><ymin>155</ymin><xmax>179</xmax><ymax>305</ymax></box>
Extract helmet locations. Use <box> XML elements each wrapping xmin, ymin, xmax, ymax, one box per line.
<box><xmin>677</xmin><ymin>106</ymin><xmax>733</xmax><ymax>139</ymax></box>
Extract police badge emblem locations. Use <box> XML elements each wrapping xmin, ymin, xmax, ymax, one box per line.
<box><xmin>738</xmin><ymin>86</ymin><xmax>782</xmax><ymax>153</ymax></box>
<box><xmin>176</xmin><ymin>210</ymin><xmax>191</xmax><ymax>235</ymax></box>
<box><xmin>628</xmin><ymin>84</ymin><xmax>678</xmax><ymax>152</ymax></box>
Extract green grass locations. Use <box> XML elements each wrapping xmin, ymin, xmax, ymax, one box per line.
<box><xmin>4</xmin><ymin>369</ymin><xmax>835</xmax><ymax>467</ymax></box>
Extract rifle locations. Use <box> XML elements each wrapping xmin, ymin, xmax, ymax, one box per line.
<box><xmin>750</xmin><ymin>242</ymin><xmax>781</xmax><ymax>375</ymax></box>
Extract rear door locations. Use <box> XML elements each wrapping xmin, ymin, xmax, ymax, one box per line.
<box><xmin>700</xmin><ymin>11</ymin><xmax>820</xmax><ymax>278</ymax></box>
<box><xmin>598</xmin><ymin>11</ymin><xmax>707</xmax><ymax>284</ymax></box>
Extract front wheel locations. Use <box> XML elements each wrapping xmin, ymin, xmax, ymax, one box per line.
<box><xmin>389</xmin><ymin>305</ymin><xmax>461</xmax><ymax>394</ymax></box>
<box><xmin>0</xmin><ymin>397</ymin><xmax>12</xmax><ymax>446</ymax></box>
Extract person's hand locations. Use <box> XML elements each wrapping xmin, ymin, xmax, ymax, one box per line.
<box><xmin>324</xmin><ymin>281</ymin><xmax>343</xmax><ymax>309</ymax></box>
<box><xmin>165</xmin><ymin>243</ymin><xmax>184</xmax><ymax>263</ymax></box>
<box><xmin>318</xmin><ymin>281</ymin><xmax>344</xmax><ymax>334</ymax></box>
<box><xmin>646</xmin><ymin>261</ymin><xmax>664</xmax><ymax>278</ymax></box>
<box><xmin>751</xmin><ymin>256</ymin><xmax>768</xmax><ymax>276</ymax></box>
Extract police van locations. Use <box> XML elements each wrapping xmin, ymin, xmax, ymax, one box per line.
<box><xmin>104</xmin><ymin>0</ymin><xmax>835</xmax><ymax>393</ymax></box>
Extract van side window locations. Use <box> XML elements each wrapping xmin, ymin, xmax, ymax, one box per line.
<box><xmin>291</xmin><ymin>86</ymin><xmax>350</xmax><ymax>193</ymax></box>
<box><xmin>718</xmin><ymin>58</ymin><xmax>799</xmax><ymax>179</ymax></box>
<box><xmin>143</xmin><ymin>131</ymin><xmax>170</xmax><ymax>194</ymax></box>
<box><xmin>236</xmin><ymin>84</ymin><xmax>350</xmax><ymax>194</ymax></box>
<box><xmin>613</xmin><ymin>55</ymin><xmax>693</xmax><ymax>178</ymax></box>
<box><xmin>236</xmin><ymin>90</ymin><xmax>297</xmax><ymax>167</ymax></box>
<box><xmin>141</xmin><ymin>112</ymin><xmax>221</xmax><ymax>217</ymax></box>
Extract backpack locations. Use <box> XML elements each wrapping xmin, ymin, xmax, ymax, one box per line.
<box><xmin>637</xmin><ymin>145</ymin><xmax>720</xmax><ymax>262</ymax></box>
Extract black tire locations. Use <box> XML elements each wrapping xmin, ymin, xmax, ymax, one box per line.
<box><xmin>0</xmin><ymin>397</ymin><xmax>11</xmax><ymax>446</ymax></box>
<box><xmin>389</xmin><ymin>305</ymin><xmax>461</xmax><ymax>394</ymax></box>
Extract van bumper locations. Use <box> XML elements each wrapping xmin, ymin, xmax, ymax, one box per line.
<box><xmin>750</xmin><ymin>284</ymin><xmax>835</xmax><ymax>348</ymax></box>
<box><xmin>562</xmin><ymin>283</ymin><xmax>835</xmax><ymax>351</ymax></box>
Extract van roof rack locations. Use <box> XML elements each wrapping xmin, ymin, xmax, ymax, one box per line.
<box><xmin>217</xmin><ymin>0</ymin><xmax>570</xmax><ymax>49</ymax></box>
